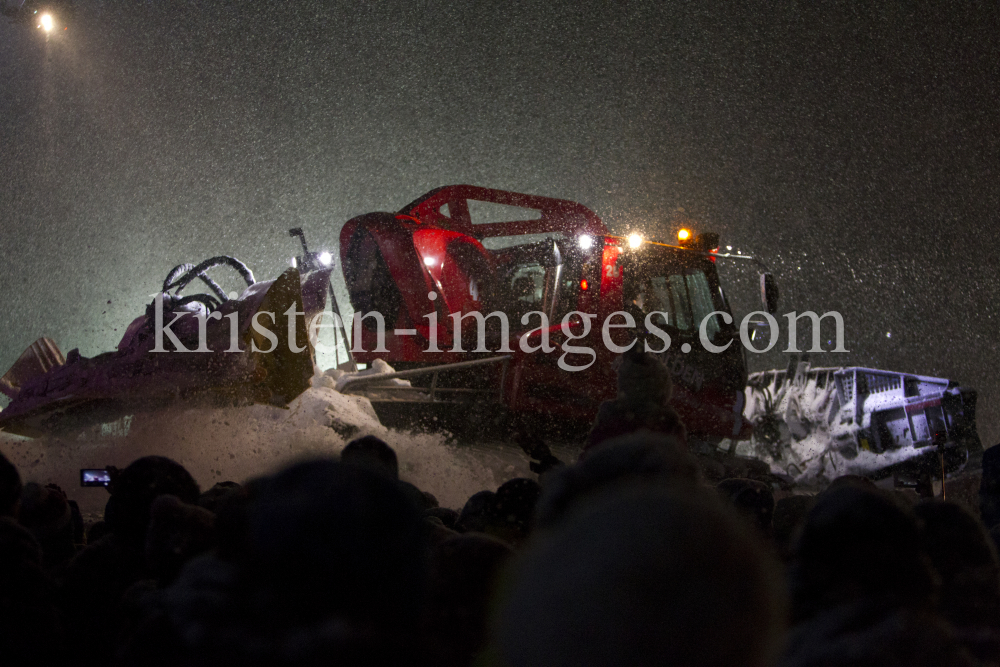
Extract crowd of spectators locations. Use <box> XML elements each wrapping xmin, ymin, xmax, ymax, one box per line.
<box><xmin>1</xmin><ymin>350</ymin><xmax>999</xmax><ymax>666</ymax></box>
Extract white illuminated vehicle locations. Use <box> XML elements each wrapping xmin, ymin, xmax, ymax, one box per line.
<box><xmin>739</xmin><ymin>355</ymin><xmax>980</xmax><ymax>484</ymax></box>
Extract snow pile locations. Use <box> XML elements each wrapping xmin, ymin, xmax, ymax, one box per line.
<box><xmin>0</xmin><ymin>366</ymin><xmax>508</xmax><ymax>516</ymax></box>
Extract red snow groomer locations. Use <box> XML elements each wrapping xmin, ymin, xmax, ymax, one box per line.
<box><xmin>338</xmin><ymin>185</ymin><xmax>776</xmax><ymax>444</ymax></box>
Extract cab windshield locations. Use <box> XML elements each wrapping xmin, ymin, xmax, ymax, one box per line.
<box><xmin>622</xmin><ymin>251</ymin><xmax>730</xmax><ymax>343</ymax></box>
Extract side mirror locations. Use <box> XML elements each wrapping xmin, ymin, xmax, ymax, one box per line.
<box><xmin>760</xmin><ymin>273</ymin><xmax>779</xmax><ymax>315</ymax></box>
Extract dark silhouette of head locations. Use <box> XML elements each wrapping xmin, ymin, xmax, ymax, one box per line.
<box><xmin>243</xmin><ymin>458</ymin><xmax>427</xmax><ymax>637</ymax></box>
<box><xmin>0</xmin><ymin>450</ymin><xmax>21</xmax><ymax>517</ymax></box>
<box><xmin>492</xmin><ymin>486</ymin><xmax>786</xmax><ymax>667</ymax></box>
<box><xmin>486</xmin><ymin>478</ymin><xmax>541</xmax><ymax>546</ymax></box>
<box><xmin>789</xmin><ymin>485</ymin><xmax>936</xmax><ymax>622</ymax></box>
<box><xmin>145</xmin><ymin>494</ymin><xmax>216</xmax><ymax>586</ymax></box>
<box><xmin>980</xmin><ymin>445</ymin><xmax>1000</xmax><ymax>529</ymax></box>
<box><xmin>398</xmin><ymin>480</ymin><xmax>438</xmax><ymax>511</ymax></box>
<box><xmin>825</xmin><ymin>474</ymin><xmax>878</xmax><ymax>493</ymax></box>
<box><xmin>425</xmin><ymin>506</ymin><xmax>459</xmax><ymax>530</ymax></box>
<box><xmin>104</xmin><ymin>456</ymin><xmax>200</xmax><ymax>543</ymax></box>
<box><xmin>616</xmin><ymin>347</ymin><xmax>671</xmax><ymax>405</ymax></box>
<box><xmin>914</xmin><ymin>500</ymin><xmax>1000</xmax><ymax>629</ymax></box>
<box><xmin>772</xmin><ymin>494</ymin><xmax>815</xmax><ymax>562</ymax></box>
<box><xmin>198</xmin><ymin>480</ymin><xmax>243</xmax><ymax>514</ymax></box>
<box><xmin>130</xmin><ymin>460</ymin><xmax>429</xmax><ymax>666</ymax></box>
<box><xmin>457</xmin><ymin>490</ymin><xmax>495</xmax><ymax>533</ymax></box>
<box><xmin>17</xmin><ymin>482</ymin><xmax>74</xmax><ymax>568</ymax></box>
<box><xmin>717</xmin><ymin>477</ymin><xmax>775</xmax><ymax>537</ymax></box>
<box><xmin>341</xmin><ymin>434</ymin><xmax>399</xmax><ymax>479</ymax></box>
<box><xmin>538</xmin><ymin>432</ymin><xmax>701</xmax><ymax>530</ymax></box>
<box><xmin>424</xmin><ymin>533</ymin><xmax>514</xmax><ymax>667</ymax></box>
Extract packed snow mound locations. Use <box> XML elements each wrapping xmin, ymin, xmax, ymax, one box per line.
<box><xmin>0</xmin><ymin>366</ymin><xmax>508</xmax><ymax>516</ymax></box>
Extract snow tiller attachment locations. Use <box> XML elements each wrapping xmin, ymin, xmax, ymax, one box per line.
<box><xmin>743</xmin><ymin>356</ymin><xmax>981</xmax><ymax>483</ymax></box>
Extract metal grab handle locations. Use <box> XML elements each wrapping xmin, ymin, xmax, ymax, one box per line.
<box><xmin>339</xmin><ymin>355</ymin><xmax>512</xmax><ymax>396</ymax></box>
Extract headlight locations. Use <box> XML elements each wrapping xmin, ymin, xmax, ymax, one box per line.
<box><xmin>627</xmin><ymin>233</ymin><xmax>643</xmax><ymax>249</ymax></box>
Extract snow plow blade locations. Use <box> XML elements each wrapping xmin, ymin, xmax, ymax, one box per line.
<box><xmin>741</xmin><ymin>356</ymin><xmax>981</xmax><ymax>484</ymax></box>
<box><xmin>248</xmin><ymin>267</ymin><xmax>317</xmax><ymax>407</ymax></box>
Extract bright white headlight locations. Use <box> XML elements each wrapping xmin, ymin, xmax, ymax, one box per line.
<box><xmin>578</xmin><ymin>234</ymin><xmax>594</xmax><ymax>250</ymax></box>
<box><xmin>317</xmin><ymin>251</ymin><xmax>332</xmax><ymax>267</ymax></box>
<box><xmin>39</xmin><ymin>14</ymin><xmax>54</xmax><ymax>31</ymax></box>
<box><xmin>627</xmin><ymin>233</ymin><xmax>643</xmax><ymax>249</ymax></box>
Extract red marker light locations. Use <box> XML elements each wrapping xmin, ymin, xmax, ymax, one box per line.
<box><xmin>580</xmin><ymin>279</ymin><xmax>589</xmax><ymax>291</ymax></box>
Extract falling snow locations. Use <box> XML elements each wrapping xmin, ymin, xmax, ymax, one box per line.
<box><xmin>2</xmin><ymin>2</ymin><xmax>999</xmax><ymax>446</ymax></box>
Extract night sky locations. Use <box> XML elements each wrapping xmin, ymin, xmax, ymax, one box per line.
<box><xmin>2</xmin><ymin>2</ymin><xmax>998</xmax><ymax>443</ymax></box>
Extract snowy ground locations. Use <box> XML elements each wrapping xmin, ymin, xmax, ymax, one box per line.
<box><xmin>0</xmin><ymin>365</ymin><xmax>543</xmax><ymax>517</ymax></box>
<box><xmin>12</xmin><ymin>355</ymin><xmax>974</xmax><ymax>517</ymax></box>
